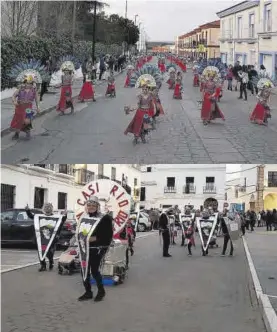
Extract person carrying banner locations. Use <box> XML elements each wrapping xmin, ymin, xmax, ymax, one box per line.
<box><xmin>220</xmin><ymin>216</ymin><xmax>234</xmax><ymax>256</ymax></box>
<box><xmin>78</xmin><ymin>196</ymin><xmax>113</xmax><ymax>302</ymax></box>
<box><xmin>25</xmin><ymin>203</ymin><xmax>67</xmax><ymax>271</ymax></box>
<box><xmin>159</xmin><ymin>211</ymin><xmax>171</xmax><ymax>257</ymax></box>
<box><xmin>185</xmin><ymin>221</ymin><xmax>195</xmax><ymax>256</ymax></box>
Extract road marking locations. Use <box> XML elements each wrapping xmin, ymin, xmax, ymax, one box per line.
<box><xmin>267</xmin><ymin>295</ymin><xmax>277</xmax><ymax>299</ymax></box>
<box><xmin>1</xmin><ymin>250</ymin><xmax>37</xmax><ymax>253</ymax></box>
<box><xmin>0</xmin><ymin>232</ymin><xmax>155</xmax><ymax>274</ymax></box>
<box><xmin>242</xmin><ymin>237</ymin><xmax>277</xmax><ymax>332</ymax></box>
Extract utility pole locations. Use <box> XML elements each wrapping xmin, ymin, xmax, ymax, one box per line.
<box><xmin>124</xmin><ymin>0</ymin><xmax>128</xmax><ymax>56</ymax></box>
<box><xmin>92</xmin><ymin>1</ymin><xmax>97</xmax><ymax>70</ymax></box>
<box><xmin>256</xmin><ymin>165</ymin><xmax>265</xmax><ymax>212</ymax></box>
<box><xmin>72</xmin><ymin>0</ymin><xmax>77</xmax><ymax>54</ymax></box>
<box><xmin>125</xmin><ymin>0</ymin><xmax>128</xmax><ymax>19</ymax></box>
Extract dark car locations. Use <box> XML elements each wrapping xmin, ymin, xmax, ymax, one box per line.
<box><xmin>1</xmin><ymin>208</ymin><xmax>75</xmax><ymax>248</ymax></box>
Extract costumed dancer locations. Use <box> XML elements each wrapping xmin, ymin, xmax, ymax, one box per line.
<box><xmin>200</xmin><ymin>66</ymin><xmax>225</xmax><ymax>125</ymax></box>
<box><xmin>124</xmin><ymin>65</ymin><xmax>134</xmax><ymax>87</ymax></box>
<box><xmin>152</xmin><ymin>87</ymin><xmax>165</xmax><ymax>119</ymax></box>
<box><xmin>79</xmin><ymin>73</ymin><xmax>96</xmax><ymax>102</ymax></box>
<box><xmin>220</xmin><ymin>215</ymin><xmax>234</xmax><ymax>256</ymax></box>
<box><xmin>167</xmin><ymin>69</ymin><xmax>176</xmax><ymax>89</ymax></box>
<box><xmin>77</xmin><ymin>196</ymin><xmax>113</xmax><ymax>302</ymax></box>
<box><xmin>160</xmin><ymin>58</ymin><xmax>166</xmax><ymax>75</ymax></box>
<box><xmin>193</xmin><ymin>64</ymin><xmax>200</xmax><ymax>87</ymax></box>
<box><xmin>25</xmin><ymin>203</ymin><xmax>67</xmax><ymax>271</ymax></box>
<box><xmin>250</xmin><ymin>78</ymin><xmax>275</xmax><ymax>125</ymax></box>
<box><xmin>56</xmin><ymin>56</ymin><xmax>80</xmax><ymax>114</ymax></box>
<box><xmin>159</xmin><ymin>211</ymin><xmax>172</xmax><ymax>257</ymax></box>
<box><xmin>173</xmin><ymin>72</ymin><xmax>183</xmax><ymax>99</ymax></box>
<box><xmin>185</xmin><ymin>221</ymin><xmax>195</xmax><ymax>256</ymax></box>
<box><xmin>8</xmin><ymin>60</ymin><xmax>50</xmax><ymax>140</ymax></box>
<box><xmin>105</xmin><ymin>71</ymin><xmax>116</xmax><ymax>97</ymax></box>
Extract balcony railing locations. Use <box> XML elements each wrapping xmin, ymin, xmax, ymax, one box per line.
<box><xmin>75</xmin><ymin>169</ymin><xmax>95</xmax><ymax>185</ymax></box>
<box><xmin>164</xmin><ymin>186</ymin><xmax>177</xmax><ymax>193</ymax></box>
<box><xmin>183</xmin><ymin>184</ymin><xmax>196</xmax><ymax>194</ymax></box>
<box><xmin>97</xmin><ymin>174</ymin><xmax>110</xmax><ymax>180</ymax></box>
<box><xmin>203</xmin><ymin>184</ymin><xmax>216</xmax><ymax>194</ymax></box>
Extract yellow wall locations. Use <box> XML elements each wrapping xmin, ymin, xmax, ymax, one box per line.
<box><xmin>264</xmin><ymin>193</ymin><xmax>277</xmax><ymax>210</ymax></box>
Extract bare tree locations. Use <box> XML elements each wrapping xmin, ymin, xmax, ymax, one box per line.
<box><xmin>1</xmin><ymin>1</ymin><xmax>38</xmax><ymax>37</ymax></box>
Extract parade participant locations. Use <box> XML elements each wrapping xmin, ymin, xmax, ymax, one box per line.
<box><xmin>159</xmin><ymin>212</ymin><xmax>171</xmax><ymax>257</ymax></box>
<box><xmin>79</xmin><ymin>73</ymin><xmax>96</xmax><ymax>102</ymax></box>
<box><xmin>220</xmin><ymin>215</ymin><xmax>234</xmax><ymax>256</ymax></box>
<box><xmin>196</xmin><ymin>210</ymin><xmax>217</xmax><ymax>256</ymax></box>
<box><xmin>250</xmin><ymin>78</ymin><xmax>274</xmax><ymax>125</ymax></box>
<box><xmin>8</xmin><ymin>60</ymin><xmax>50</xmax><ymax>140</ymax></box>
<box><xmin>77</xmin><ymin>196</ymin><xmax>113</xmax><ymax>302</ymax></box>
<box><xmin>200</xmin><ymin>66</ymin><xmax>225</xmax><ymax>125</ymax></box>
<box><xmin>124</xmin><ymin>65</ymin><xmax>134</xmax><ymax>87</ymax></box>
<box><xmin>160</xmin><ymin>58</ymin><xmax>166</xmax><ymax>74</ymax></box>
<box><xmin>193</xmin><ymin>65</ymin><xmax>200</xmax><ymax>87</ymax></box>
<box><xmin>105</xmin><ymin>71</ymin><xmax>116</xmax><ymax>97</ymax></box>
<box><xmin>152</xmin><ymin>87</ymin><xmax>165</xmax><ymax>118</ymax></box>
<box><xmin>25</xmin><ymin>203</ymin><xmax>67</xmax><ymax>271</ymax></box>
<box><xmin>185</xmin><ymin>221</ymin><xmax>195</xmax><ymax>256</ymax></box>
<box><xmin>55</xmin><ymin>56</ymin><xmax>80</xmax><ymax>114</ymax></box>
<box><xmin>173</xmin><ymin>72</ymin><xmax>182</xmax><ymax>99</ymax></box>
<box><xmin>167</xmin><ymin>69</ymin><xmax>176</xmax><ymax>89</ymax></box>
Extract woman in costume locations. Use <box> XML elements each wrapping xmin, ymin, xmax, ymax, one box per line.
<box><xmin>250</xmin><ymin>78</ymin><xmax>274</xmax><ymax>125</ymax></box>
<box><xmin>173</xmin><ymin>72</ymin><xmax>183</xmax><ymax>99</ymax></box>
<box><xmin>105</xmin><ymin>71</ymin><xmax>116</xmax><ymax>97</ymax></box>
<box><xmin>159</xmin><ymin>58</ymin><xmax>166</xmax><ymax>75</ymax></box>
<box><xmin>56</xmin><ymin>56</ymin><xmax>80</xmax><ymax>114</ymax></box>
<box><xmin>151</xmin><ymin>87</ymin><xmax>165</xmax><ymax>119</ymax></box>
<box><xmin>8</xmin><ymin>60</ymin><xmax>50</xmax><ymax>140</ymax></box>
<box><xmin>200</xmin><ymin>66</ymin><xmax>225</xmax><ymax>125</ymax></box>
<box><xmin>124</xmin><ymin>65</ymin><xmax>134</xmax><ymax>88</ymax></box>
<box><xmin>193</xmin><ymin>64</ymin><xmax>200</xmax><ymax>87</ymax></box>
<box><xmin>25</xmin><ymin>203</ymin><xmax>67</xmax><ymax>271</ymax></box>
<box><xmin>166</xmin><ymin>69</ymin><xmax>176</xmax><ymax>90</ymax></box>
<box><xmin>79</xmin><ymin>72</ymin><xmax>96</xmax><ymax>102</ymax></box>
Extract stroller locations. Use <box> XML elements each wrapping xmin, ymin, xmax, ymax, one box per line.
<box><xmin>58</xmin><ymin>235</ymin><xmax>80</xmax><ymax>275</ymax></box>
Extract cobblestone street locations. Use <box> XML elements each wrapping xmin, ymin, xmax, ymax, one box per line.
<box><xmin>1</xmin><ymin>60</ymin><xmax>277</xmax><ymax>164</ymax></box>
<box><xmin>1</xmin><ymin>232</ymin><xmax>265</xmax><ymax>332</ymax></box>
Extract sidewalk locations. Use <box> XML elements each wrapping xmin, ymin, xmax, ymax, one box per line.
<box><xmin>1</xmin><ymin>70</ymin><xmax>124</xmax><ymax>137</ymax></box>
<box><xmin>243</xmin><ymin>229</ymin><xmax>277</xmax><ymax>332</ymax></box>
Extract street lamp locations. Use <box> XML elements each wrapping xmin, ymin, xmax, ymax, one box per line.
<box><xmin>134</xmin><ymin>14</ymin><xmax>138</xmax><ymax>25</ymax></box>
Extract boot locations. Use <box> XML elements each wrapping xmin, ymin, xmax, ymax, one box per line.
<box><xmin>49</xmin><ymin>261</ymin><xmax>54</xmax><ymax>270</ymax></box>
<box><xmin>12</xmin><ymin>132</ymin><xmax>19</xmax><ymax>140</ymax></box>
<box><xmin>94</xmin><ymin>285</ymin><xmax>105</xmax><ymax>302</ymax></box>
<box><xmin>78</xmin><ymin>291</ymin><xmax>93</xmax><ymax>301</ymax></box>
<box><xmin>38</xmin><ymin>263</ymin><xmax>47</xmax><ymax>272</ymax></box>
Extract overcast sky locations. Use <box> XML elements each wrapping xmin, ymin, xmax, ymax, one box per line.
<box><xmin>105</xmin><ymin>0</ymin><xmax>241</xmax><ymax>41</ymax></box>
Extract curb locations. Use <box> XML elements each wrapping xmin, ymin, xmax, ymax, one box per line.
<box><xmin>242</xmin><ymin>236</ymin><xmax>277</xmax><ymax>332</ymax></box>
<box><xmin>1</xmin><ymin>71</ymin><xmax>124</xmax><ymax>138</ymax></box>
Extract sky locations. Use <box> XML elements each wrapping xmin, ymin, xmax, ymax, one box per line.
<box><xmin>105</xmin><ymin>0</ymin><xmax>242</xmax><ymax>41</ymax></box>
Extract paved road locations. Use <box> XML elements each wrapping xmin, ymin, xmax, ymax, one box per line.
<box><xmin>245</xmin><ymin>229</ymin><xmax>277</xmax><ymax>315</ymax></box>
<box><xmin>1</xmin><ymin>232</ymin><xmax>265</xmax><ymax>332</ymax></box>
<box><xmin>2</xmin><ymin>59</ymin><xmax>277</xmax><ymax>163</ymax></box>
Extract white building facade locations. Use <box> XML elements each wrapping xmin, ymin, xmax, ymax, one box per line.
<box><xmin>1</xmin><ymin>164</ymin><xmax>141</xmax><ymax>212</ymax></box>
<box><xmin>217</xmin><ymin>0</ymin><xmax>277</xmax><ymax>79</ymax></box>
<box><xmin>140</xmin><ymin>164</ymin><xmax>226</xmax><ymax>211</ymax></box>
<box><xmin>226</xmin><ymin>164</ymin><xmax>277</xmax><ymax>211</ymax></box>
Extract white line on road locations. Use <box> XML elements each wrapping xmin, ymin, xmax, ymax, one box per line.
<box><xmin>267</xmin><ymin>295</ymin><xmax>277</xmax><ymax>299</ymax></box>
<box><xmin>1</xmin><ymin>232</ymin><xmax>156</xmax><ymax>274</ymax></box>
<box><xmin>242</xmin><ymin>237</ymin><xmax>277</xmax><ymax>332</ymax></box>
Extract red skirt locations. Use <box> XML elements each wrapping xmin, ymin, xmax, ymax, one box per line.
<box><xmin>173</xmin><ymin>84</ymin><xmax>182</xmax><ymax>99</ymax></box>
<box><xmin>201</xmin><ymin>93</ymin><xmax>225</xmax><ymax>121</ymax></box>
<box><xmin>250</xmin><ymin>103</ymin><xmax>268</xmax><ymax>125</ymax></box>
<box><xmin>57</xmin><ymin>86</ymin><xmax>72</xmax><ymax>112</ymax></box>
<box><xmin>124</xmin><ymin>76</ymin><xmax>130</xmax><ymax>87</ymax></box>
<box><xmin>10</xmin><ymin>103</ymin><xmax>32</xmax><ymax>130</ymax></box>
<box><xmin>178</xmin><ymin>62</ymin><xmax>187</xmax><ymax>72</ymax></box>
<box><xmin>124</xmin><ymin>108</ymin><xmax>152</xmax><ymax>136</ymax></box>
<box><xmin>215</xmin><ymin>87</ymin><xmax>222</xmax><ymax>100</ymax></box>
<box><xmin>193</xmin><ymin>75</ymin><xmax>199</xmax><ymax>86</ymax></box>
<box><xmin>160</xmin><ymin>64</ymin><xmax>166</xmax><ymax>73</ymax></box>
<box><xmin>200</xmin><ymin>82</ymin><xmax>204</xmax><ymax>92</ymax></box>
<box><xmin>106</xmin><ymin>84</ymin><xmax>115</xmax><ymax>94</ymax></box>
<box><xmin>167</xmin><ymin>79</ymin><xmax>175</xmax><ymax>89</ymax></box>
<box><xmin>79</xmin><ymin>82</ymin><xmax>94</xmax><ymax>101</ymax></box>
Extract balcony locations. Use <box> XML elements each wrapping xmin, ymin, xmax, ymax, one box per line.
<box><xmin>183</xmin><ymin>184</ymin><xmax>196</xmax><ymax>194</ymax></box>
<box><xmin>164</xmin><ymin>186</ymin><xmax>177</xmax><ymax>193</ymax></box>
<box><xmin>75</xmin><ymin>169</ymin><xmax>95</xmax><ymax>185</ymax></box>
<box><xmin>203</xmin><ymin>184</ymin><xmax>216</xmax><ymax>194</ymax></box>
<box><xmin>97</xmin><ymin>174</ymin><xmax>110</xmax><ymax>180</ymax></box>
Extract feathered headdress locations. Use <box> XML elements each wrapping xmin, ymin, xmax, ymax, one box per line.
<box><xmin>252</xmin><ymin>71</ymin><xmax>276</xmax><ymax>90</ymax></box>
<box><xmin>55</xmin><ymin>55</ymin><xmax>80</xmax><ymax>72</ymax></box>
<box><xmin>8</xmin><ymin>59</ymin><xmax>51</xmax><ymax>84</ymax></box>
<box><xmin>130</xmin><ymin>65</ymin><xmax>162</xmax><ymax>88</ymax></box>
<box><xmin>199</xmin><ymin>59</ymin><xmax>227</xmax><ymax>83</ymax></box>
<box><xmin>166</xmin><ymin>63</ymin><xmax>177</xmax><ymax>72</ymax></box>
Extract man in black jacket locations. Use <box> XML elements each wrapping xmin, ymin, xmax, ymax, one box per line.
<box><xmin>220</xmin><ymin>216</ymin><xmax>233</xmax><ymax>256</ymax></box>
<box><xmin>78</xmin><ymin>196</ymin><xmax>113</xmax><ymax>302</ymax></box>
<box><xmin>159</xmin><ymin>211</ymin><xmax>171</xmax><ymax>257</ymax></box>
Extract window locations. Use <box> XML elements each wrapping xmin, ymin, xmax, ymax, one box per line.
<box><xmin>147</xmin><ymin>167</ymin><xmax>152</xmax><ymax>172</ymax></box>
<box><xmin>59</xmin><ymin>164</ymin><xmax>68</xmax><ymax>174</ymax></box>
<box><xmin>186</xmin><ymin>177</ymin><xmax>194</xmax><ymax>184</ymax></box>
<box><xmin>140</xmin><ymin>187</ymin><xmax>146</xmax><ymax>201</ymax></box>
<box><xmin>237</xmin><ymin>17</ymin><xmax>242</xmax><ymax>38</ymax></box>
<box><xmin>17</xmin><ymin>211</ymin><xmax>29</xmax><ymax>221</ymax></box>
<box><xmin>167</xmin><ymin>177</ymin><xmax>175</xmax><ymax>187</ymax></box>
<box><xmin>98</xmin><ymin>164</ymin><xmax>104</xmax><ymax>176</ymax></box>
<box><xmin>268</xmin><ymin>172</ymin><xmax>277</xmax><ymax>187</ymax></box>
<box><xmin>1</xmin><ymin>210</ymin><xmax>14</xmax><ymax>222</ymax></box>
<box><xmin>34</xmin><ymin>164</ymin><xmax>46</xmax><ymax>168</ymax></box>
<box><xmin>111</xmin><ymin>167</ymin><xmax>116</xmax><ymax>181</ymax></box>
<box><xmin>134</xmin><ymin>178</ymin><xmax>138</xmax><ymax>186</ymax></box>
<box><xmin>1</xmin><ymin>184</ymin><xmax>15</xmax><ymax>211</ymax></box>
<box><xmin>249</xmin><ymin>14</ymin><xmax>255</xmax><ymax>38</ymax></box>
<box><xmin>265</xmin><ymin>4</ymin><xmax>272</xmax><ymax>32</ymax></box>
<box><xmin>58</xmin><ymin>192</ymin><xmax>67</xmax><ymax>210</ymax></box>
<box><xmin>34</xmin><ymin>187</ymin><xmax>45</xmax><ymax>209</ymax></box>
<box><xmin>206</xmin><ymin>177</ymin><xmax>215</xmax><ymax>183</ymax></box>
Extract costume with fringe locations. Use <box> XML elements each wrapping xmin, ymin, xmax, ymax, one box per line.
<box><xmin>79</xmin><ymin>73</ymin><xmax>95</xmax><ymax>102</ymax></box>
<box><xmin>124</xmin><ymin>65</ymin><xmax>135</xmax><ymax>88</ymax></box>
<box><xmin>173</xmin><ymin>76</ymin><xmax>182</xmax><ymax>99</ymax></box>
<box><xmin>105</xmin><ymin>73</ymin><xmax>116</xmax><ymax>97</ymax></box>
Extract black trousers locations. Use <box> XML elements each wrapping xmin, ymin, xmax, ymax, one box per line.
<box><xmin>240</xmin><ymin>83</ymin><xmax>247</xmax><ymax>99</ymax></box>
<box><xmin>84</xmin><ymin>249</ymin><xmax>106</xmax><ymax>292</ymax></box>
<box><xmin>40</xmin><ymin>245</ymin><xmax>55</xmax><ymax>267</ymax></box>
<box><xmin>188</xmin><ymin>242</ymin><xmax>192</xmax><ymax>255</ymax></box>
<box><xmin>202</xmin><ymin>246</ymin><xmax>209</xmax><ymax>256</ymax></box>
<box><xmin>99</xmin><ymin>69</ymin><xmax>105</xmax><ymax>80</ymax></box>
<box><xmin>266</xmin><ymin>222</ymin><xmax>272</xmax><ymax>231</ymax></box>
<box><xmin>241</xmin><ymin>225</ymin><xmax>246</xmax><ymax>236</ymax></box>
<box><xmin>222</xmin><ymin>234</ymin><xmax>233</xmax><ymax>255</ymax></box>
<box><xmin>40</xmin><ymin>82</ymin><xmax>48</xmax><ymax>101</ymax></box>
<box><xmin>162</xmin><ymin>230</ymin><xmax>170</xmax><ymax>256</ymax></box>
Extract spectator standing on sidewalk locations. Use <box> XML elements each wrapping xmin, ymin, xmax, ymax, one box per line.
<box><xmin>81</xmin><ymin>58</ymin><xmax>88</xmax><ymax>84</ymax></box>
<box><xmin>273</xmin><ymin>209</ymin><xmax>277</xmax><ymax>230</ymax></box>
<box><xmin>99</xmin><ymin>55</ymin><xmax>106</xmax><ymax>80</ymax></box>
<box><xmin>220</xmin><ymin>216</ymin><xmax>234</xmax><ymax>256</ymax></box>
<box><xmin>240</xmin><ymin>213</ymin><xmax>246</xmax><ymax>236</ymax></box>
<box><xmin>226</xmin><ymin>65</ymin><xmax>234</xmax><ymax>91</ymax></box>
<box><xmin>249</xmin><ymin>209</ymin><xmax>256</xmax><ymax>231</ymax></box>
<box><xmin>266</xmin><ymin>210</ymin><xmax>273</xmax><ymax>231</ymax></box>
<box><xmin>248</xmin><ymin>65</ymin><xmax>258</xmax><ymax>95</ymax></box>
<box><xmin>257</xmin><ymin>211</ymin><xmax>261</xmax><ymax>227</ymax></box>
<box><xmin>232</xmin><ymin>61</ymin><xmax>241</xmax><ymax>91</ymax></box>
<box><xmin>238</xmin><ymin>65</ymin><xmax>249</xmax><ymax>101</ymax></box>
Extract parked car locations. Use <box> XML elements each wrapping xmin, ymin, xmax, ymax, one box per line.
<box><xmin>1</xmin><ymin>208</ymin><xmax>76</xmax><ymax>248</ymax></box>
<box><xmin>130</xmin><ymin>211</ymin><xmax>152</xmax><ymax>232</ymax></box>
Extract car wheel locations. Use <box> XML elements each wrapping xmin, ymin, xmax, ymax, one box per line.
<box><xmin>138</xmin><ymin>223</ymin><xmax>146</xmax><ymax>232</ymax></box>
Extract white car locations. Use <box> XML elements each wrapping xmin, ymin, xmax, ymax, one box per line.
<box><xmin>130</xmin><ymin>212</ymin><xmax>152</xmax><ymax>232</ymax></box>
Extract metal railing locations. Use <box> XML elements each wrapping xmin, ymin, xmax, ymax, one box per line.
<box><xmin>203</xmin><ymin>184</ymin><xmax>216</xmax><ymax>194</ymax></box>
<box><xmin>164</xmin><ymin>186</ymin><xmax>177</xmax><ymax>193</ymax></box>
<box><xmin>97</xmin><ymin>175</ymin><xmax>110</xmax><ymax>180</ymax></box>
<box><xmin>183</xmin><ymin>184</ymin><xmax>196</xmax><ymax>194</ymax></box>
<box><xmin>75</xmin><ymin>169</ymin><xmax>95</xmax><ymax>185</ymax></box>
